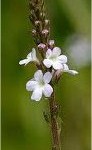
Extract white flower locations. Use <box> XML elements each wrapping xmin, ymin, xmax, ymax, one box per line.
<box><xmin>43</xmin><ymin>47</ymin><xmax>78</xmax><ymax>75</ymax></box>
<box><xmin>43</xmin><ymin>47</ymin><xmax>67</xmax><ymax>70</ymax></box>
<box><xmin>19</xmin><ymin>48</ymin><xmax>39</xmax><ymax>65</ymax></box>
<box><xmin>26</xmin><ymin>70</ymin><xmax>53</xmax><ymax>101</ymax></box>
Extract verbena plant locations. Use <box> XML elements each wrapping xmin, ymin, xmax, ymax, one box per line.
<box><xmin>19</xmin><ymin>0</ymin><xmax>78</xmax><ymax>149</ymax></box>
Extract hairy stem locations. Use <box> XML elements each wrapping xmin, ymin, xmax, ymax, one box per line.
<box><xmin>49</xmin><ymin>87</ymin><xmax>61</xmax><ymax>150</ymax></box>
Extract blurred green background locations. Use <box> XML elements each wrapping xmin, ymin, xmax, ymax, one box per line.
<box><xmin>2</xmin><ymin>0</ymin><xmax>91</xmax><ymax>150</ymax></box>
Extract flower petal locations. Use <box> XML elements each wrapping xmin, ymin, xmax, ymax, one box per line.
<box><xmin>67</xmin><ymin>70</ymin><xmax>78</xmax><ymax>75</ymax></box>
<box><xmin>43</xmin><ymin>84</ymin><xmax>53</xmax><ymax>97</ymax></box>
<box><xmin>58</xmin><ymin>55</ymin><xmax>67</xmax><ymax>63</ymax></box>
<box><xmin>31</xmin><ymin>88</ymin><xmax>42</xmax><ymax>101</ymax></box>
<box><xmin>27</xmin><ymin>52</ymin><xmax>32</xmax><ymax>58</ymax></box>
<box><xmin>19</xmin><ymin>58</ymin><xmax>31</xmax><ymax>65</ymax></box>
<box><xmin>31</xmin><ymin>48</ymin><xmax>36</xmax><ymax>60</ymax></box>
<box><xmin>34</xmin><ymin>70</ymin><xmax>43</xmax><ymax>82</ymax></box>
<box><xmin>43</xmin><ymin>72</ymin><xmax>52</xmax><ymax>83</ymax></box>
<box><xmin>53</xmin><ymin>62</ymin><xmax>63</xmax><ymax>70</ymax></box>
<box><xmin>52</xmin><ymin>47</ymin><xmax>61</xmax><ymax>56</ymax></box>
<box><xmin>63</xmin><ymin>64</ymin><xmax>69</xmax><ymax>71</ymax></box>
<box><xmin>19</xmin><ymin>59</ymin><xmax>28</xmax><ymax>65</ymax></box>
<box><xmin>43</xmin><ymin>59</ymin><xmax>52</xmax><ymax>68</ymax></box>
<box><xmin>27</xmin><ymin>48</ymin><xmax>39</xmax><ymax>63</ymax></box>
<box><xmin>26</xmin><ymin>80</ymin><xmax>37</xmax><ymax>91</ymax></box>
<box><xmin>46</xmin><ymin>49</ymin><xmax>52</xmax><ymax>58</ymax></box>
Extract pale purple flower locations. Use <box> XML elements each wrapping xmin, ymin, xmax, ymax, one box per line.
<box><xmin>26</xmin><ymin>70</ymin><xmax>53</xmax><ymax>101</ymax></box>
<box><xmin>19</xmin><ymin>48</ymin><xmax>39</xmax><ymax>66</ymax></box>
<box><xmin>43</xmin><ymin>47</ymin><xmax>67</xmax><ymax>70</ymax></box>
<box><xmin>43</xmin><ymin>47</ymin><xmax>78</xmax><ymax>75</ymax></box>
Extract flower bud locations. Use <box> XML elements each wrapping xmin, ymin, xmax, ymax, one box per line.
<box><xmin>32</xmin><ymin>29</ymin><xmax>37</xmax><ymax>36</ymax></box>
<box><xmin>42</xmin><ymin>29</ymin><xmax>49</xmax><ymax>37</ymax></box>
<box><xmin>35</xmin><ymin>20</ymin><xmax>42</xmax><ymax>32</ymax></box>
<box><xmin>38</xmin><ymin>43</ymin><xmax>46</xmax><ymax>57</ymax></box>
<box><xmin>48</xmin><ymin>40</ymin><xmax>55</xmax><ymax>49</ymax></box>
<box><xmin>38</xmin><ymin>43</ymin><xmax>46</xmax><ymax>49</ymax></box>
<box><xmin>40</xmin><ymin>12</ymin><xmax>45</xmax><ymax>19</ymax></box>
<box><xmin>45</xmin><ymin>19</ymin><xmax>49</xmax><ymax>25</ymax></box>
<box><xmin>35</xmin><ymin>20</ymin><xmax>41</xmax><ymax>26</ymax></box>
<box><xmin>45</xmin><ymin>20</ymin><xmax>50</xmax><ymax>28</ymax></box>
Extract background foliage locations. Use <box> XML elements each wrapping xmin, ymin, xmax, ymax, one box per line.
<box><xmin>2</xmin><ymin>0</ymin><xmax>91</xmax><ymax>150</ymax></box>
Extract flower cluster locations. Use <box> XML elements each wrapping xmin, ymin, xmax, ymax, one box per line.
<box><xmin>19</xmin><ymin>42</ymin><xmax>78</xmax><ymax>101</ymax></box>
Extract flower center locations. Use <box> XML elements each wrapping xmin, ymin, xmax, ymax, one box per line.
<box><xmin>49</xmin><ymin>55</ymin><xmax>57</xmax><ymax>62</ymax></box>
<box><xmin>39</xmin><ymin>80</ymin><xmax>45</xmax><ymax>87</ymax></box>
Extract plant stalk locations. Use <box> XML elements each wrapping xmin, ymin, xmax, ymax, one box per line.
<box><xmin>49</xmin><ymin>87</ymin><xmax>61</xmax><ymax>150</ymax></box>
